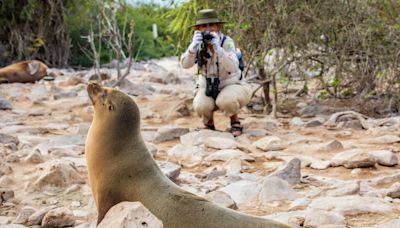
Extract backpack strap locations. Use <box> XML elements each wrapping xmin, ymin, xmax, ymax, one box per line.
<box><xmin>220</xmin><ymin>35</ymin><xmax>227</xmax><ymax>48</ymax></box>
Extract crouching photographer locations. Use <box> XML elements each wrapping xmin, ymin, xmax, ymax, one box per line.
<box><xmin>180</xmin><ymin>9</ymin><xmax>252</xmax><ymax>137</ymax></box>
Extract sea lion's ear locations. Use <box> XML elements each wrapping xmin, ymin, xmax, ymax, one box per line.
<box><xmin>108</xmin><ymin>103</ymin><xmax>114</xmax><ymax>111</ymax></box>
<box><xmin>28</xmin><ymin>61</ymin><xmax>40</xmax><ymax>75</ymax></box>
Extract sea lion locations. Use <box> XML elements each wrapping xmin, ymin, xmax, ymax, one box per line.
<box><xmin>0</xmin><ymin>60</ymin><xmax>48</xmax><ymax>83</ymax></box>
<box><xmin>85</xmin><ymin>82</ymin><xmax>289</xmax><ymax>228</ymax></box>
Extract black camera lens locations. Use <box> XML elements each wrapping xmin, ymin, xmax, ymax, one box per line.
<box><xmin>202</xmin><ymin>31</ymin><xmax>214</xmax><ymax>43</ymax></box>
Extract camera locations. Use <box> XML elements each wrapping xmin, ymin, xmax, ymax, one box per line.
<box><xmin>201</xmin><ymin>31</ymin><xmax>214</xmax><ymax>44</ymax></box>
<box><xmin>205</xmin><ymin>77</ymin><xmax>219</xmax><ymax>99</ymax></box>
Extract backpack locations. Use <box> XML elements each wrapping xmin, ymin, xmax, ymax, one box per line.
<box><xmin>220</xmin><ymin>36</ymin><xmax>244</xmax><ymax>79</ymax></box>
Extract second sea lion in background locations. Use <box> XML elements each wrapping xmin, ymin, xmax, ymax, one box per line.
<box><xmin>0</xmin><ymin>60</ymin><xmax>49</xmax><ymax>83</ymax></box>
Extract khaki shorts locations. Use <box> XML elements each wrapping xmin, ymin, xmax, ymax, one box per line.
<box><xmin>192</xmin><ymin>83</ymin><xmax>252</xmax><ymax>123</ymax></box>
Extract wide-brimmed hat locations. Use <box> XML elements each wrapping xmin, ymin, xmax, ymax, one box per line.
<box><xmin>191</xmin><ymin>9</ymin><xmax>226</xmax><ymax>27</ymax></box>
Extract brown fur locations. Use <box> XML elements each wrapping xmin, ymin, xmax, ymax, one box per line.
<box><xmin>0</xmin><ymin>60</ymin><xmax>48</xmax><ymax>83</ymax></box>
<box><xmin>85</xmin><ymin>83</ymin><xmax>290</xmax><ymax>228</ymax></box>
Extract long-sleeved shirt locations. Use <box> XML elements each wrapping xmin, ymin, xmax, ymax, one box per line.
<box><xmin>180</xmin><ymin>34</ymin><xmax>241</xmax><ymax>90</ymax></box>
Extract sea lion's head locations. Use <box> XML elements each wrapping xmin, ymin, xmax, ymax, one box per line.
<box><xmin>87</xmin><ymin>82</ymin><xmax>141</xmax><ymax>134</ymax></box>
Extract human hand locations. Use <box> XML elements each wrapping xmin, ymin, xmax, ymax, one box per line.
<box><xmin>189</xmin><ymin>31</ymin><xmax>203</xmax><ymax>53</ymax></box>
<box><xmin>210</xmin><ymin>32</ymin><xmax>221</xmax><ymax>53</ymax></box>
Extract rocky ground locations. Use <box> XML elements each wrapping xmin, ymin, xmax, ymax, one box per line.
<box><xmin>0</xmin><ymin>57</ymin><xmax>400</xmax><ymax>228</ymax></box>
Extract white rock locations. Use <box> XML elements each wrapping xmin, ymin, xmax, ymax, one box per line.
<box><xmin>375</xmin><ymin>219</ymin><xmax>400</xmax><ymax>228</ymax></box>
<box><xmin>0</xmin><ymin>133</ymin><xmax>19</xmax><ymax>147</ymax></box>
<box><xmin>204</xmin><ymin>190</ymin><xmax>238</xmax><ymax>210</ymax></box>
<box><xmin>28</xmin><ymin>206</ymin><xmax>56</xmax><ymax>226</ymax></box>
<box><xmin>203</xmin><ymin>165</ymin><xmax>226</xmax><ymax>180</ymax></box>
<box><xmin>204</xmin><ymin>137</ymin><xmax>237</xmax><ymax>149</ymax></box>
<box><xmin>309</xmin><ymin>196</ymin><xmax>396</xmax><ymax>215</ymax></box>
<box><xmin>0</xmin><ymin>96</ymin><xmax>12</xmax><ymax>110</ymax></box>
<box><xmin>325</xmin><ymin>181</ymin><xmax>360</xmax><ymax>197</ymax></box>
<box><xmin>180</xmin><ymin>130</ymin><xmax>233</xmax><ymax>146</ymax></box>
<box><xmin>263</xmin><ymin>210</ymin><xmax>307</xmax><ymax>228</ymax></box>
<box><xmin>369</xmin><ymin>173</ymin><xmax>400</xmax><ymax>186</ymax></box>
<box><xmin>33</xmin><ymin>160</ymin><xmax>85</xmax><ymax>189</ymax></box>
<box><xmin>290</xmin><ymin>117</ymin><xmax>305</xmax><ymax>127</ymax></box>
<box><xmin>269</xmin><ymin>158</ymin><xmax>301</xmax><ymax>184</ymax></box>
<box><xmin>41</xmin><ymin>207</ymin><xmax>75</xmax><ymax>228</ymax></box>
<box><xmin>310</xmin><ymin>160</ymin><xmax>331</xmax><ymax>170</ymax></box>
<box><xmin>242</xmin><ymin>117</ymin><xmax>279</xmax><ymax>130</ymax></box>
<box><xmin>289</xmin><ymin>198</ymin><xmax>311</xmax><ymax>210</ymax></box>
<box><xmin>368</xmin><ymin>150</ymin><xmax>398</xmax><ymax>166</ymax></box>
<box><xmin>361</xmin><ymin>135</ymin><xmax>400</xmax><ymax>144</ymax></box>
<box><xmin>221</xmin><ymin>180</ymin><xmax>261</xmax><ymax>204</ymax></box>
<box><xmin>259</xmin><ymin>177</ymin><xmax>300</xmax><ymax>203</ymax></box>
<box><xmin>157</xmin><ymin>161</ymin><xmax>181</xmax><ymax>181</ymax></box>
<box><xmin>205</xmin><ymin>149</ymin><xmax>255</xmax><ymax>162</ymax></box>
<box><xmin>253</xmin><ymin>136</ymin><xmax>285</xmax><ymax>151</ymax></box>
<box><xmin>0</xmin><ymin>176</ymin><xmax>14</xmax><ymax>187</ymax></box>
<box><xmin>223</xmin><ymin>158</ymin><xmax>243</xmax><ymax>175</ymax></box>
<box><xmin>14</xmin><ymin>206</ymin><xmax>36</xmax><ymax>224</ymax></box>
<box><xmin>0</xmin><ymin>189</ymin><xmax>14</xmax><ymax>203</ymax></box>
<box><xmin>34</xmin><ymin>135</ymin><xmax>86</xmax><ymax>155</ymax></box>
<box><xmin>24</xmin><ymin>150</ymin><xmax>44</xmax><ymax>163</ymax></box>
<box><xmin>0</xmin><ymin>163</ymin><xmax>13</xmax><ymax>175</ymax></box>
<box><xmin>317</xmin><ymin>140</ymin><xmax>344</xmax><ymax>152</ymax></box>
<box><xmin>153</xmin><ymin>125</ymin><xmax>189</xmax><ymax>143</ymax></box>
<box><xmin>0</xmin><ymin>224</ymin><xmax>26</xmax><ymax>228</ymax></box>
<box><xmin>386</xmin><ymin>182</ymin><xmax>400</xmax><ymax>199</ymax></box>
<box><xmin>97</xmin><ymin>201</ymin><xmax>163</xmax><ymax>228</ymax></box>
<box><xmin>167</xmin><ymin>144</ymin><xmax>205</xmax><ymax>166</ymax></box>
<box><xmin>331</xmin><ymin>149</ymin><xmax>377</xmax><ymax>168</ymax></box>
<box><xmin>304</xmin><ymin>209</ymin><xmax>345</xmax><ymax>228</ymax></box>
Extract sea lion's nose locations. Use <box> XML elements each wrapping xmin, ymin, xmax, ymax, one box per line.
<box><xmin>87</xmin><ymin>83</ymin><xmax>103</xmax><ymax>103</ymax></box>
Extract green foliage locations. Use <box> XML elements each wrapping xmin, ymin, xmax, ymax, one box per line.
<box><xmin>328</xmin><ymin>79</ymin><xmax>341</xmax><ymax>88</ymax></box>
<box><xmin>67</xmin><ymin>1</ymin><xmax>178</xmax><ymax>66</ymax></box>
<box><xmin>119</xmin><ymin>4</ymin><xmax>177</xmax><ymax>60</ymax></box>
<box><xmin>317</xmin><ymin>90</ymin><xmax>330</xmax><ymax>100</ymax></box>
<box><xmin>163</xmin><ymin>0</ymin><xmax>209</xmax><ymax>52</ymax></box>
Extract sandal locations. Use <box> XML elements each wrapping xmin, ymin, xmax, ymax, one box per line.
<box><xmin>204</xmin><ymin>123</ymin><xmax>216</xmax><ymax>131</ymax></box>
<box><xmin>230</xmin><ymin>121</ymin><xmax>243</xmax><ymax>137</ymax></box>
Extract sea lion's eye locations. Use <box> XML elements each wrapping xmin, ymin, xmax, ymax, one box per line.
<box><xmin>108</xmin><ymin>104</ymin><xmax>114</xmax><ymax>111</ymax></box>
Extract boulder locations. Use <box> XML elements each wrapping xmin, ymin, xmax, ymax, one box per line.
<box><xmin>34</xmin><ymin>160</ymin><xmax>85</xmax><ymax>189</ymax></box>
<box><xmin>221</xmin><ymin>180</ymin><xmax>261</xmax><ymax>204</ymax></box>
<box><xmin>0</xmin><ymin>133</ymin><xmax>19</xmax><ymax>145</ymax></box>
<box><xmin>204</xmin><ymin>190</ymin><xmax>238</xmax><ymax>210</ymax></box>
<box><xmin>269</xmin><ymin>158</ymin><xmax>301</xmax><ymax>184</ymax></box>
<box><xmin>304</xmin><ymin>209</ymin><xmax>345</xmax><ymax>228</ymax></box>
<box><xmin>180</xmin><ymin>130</ymin><xmax>234</xmax><ymax>147</ymax></box>
<box><xmin>368</xmin><ymin>150</ymin><xmax>398</xmax><ymax>166</ymax></box>
<box><xmin>153</xmin><ymin>125</ymin><xmax>189</xmax><ymax>143</ymax></box>
<box><xmin>0</xmin><ymin>189</ymin><xmax>14</xmax><ymax>204</ymax></box>
<box><xmin>24</xmin><ymin>150</ymin><xmax>44</xmax><ymax>164</ymax></box>
<box><xmin>0</xmin><ymin>96</ymin><xmax>12</xmax><ymax>110</ymax></box>
<box><xmin>386</xmin><ymin>182</ymin><xmax>400</xmax><ymax>199</ymax></box>
<box><xmin>324</xmin><ymin>181</ymin><xmax>360</xmax><ymax>197</ymax></box>
<box><xmin>309</xmin><ymin>196</ymin><xmax>396</xmax><ymax>215</ymax></box>
<box><xmin>331</xmin><ymin>149</ymin><xmax>377</xmax><ymax>169</ymax></box>
<box><xmin>157</xmin><ymin>161</ymin><xmax>181</xmax><ymax>181</ymax></box>
<box><xmin>15</xmin><ymin>206</ymin><xmax>36</xmax><ymax>224</ymax></box>
<box><xmin>41</xmin><ymin>207</ymin><xmax>75</xmax><ymax>228</ymax></box>
<box><xmin>259</xmin><ymin>177</ymin><xmax>300</xmax><ymax>203</ymax></box>
<box><xmin>375</xmin><ymin>219</ymin><xmax>400</xmax><ymax>228</ymax></box>
<box><xmin>205</xmin><ymin>149</ymin><xmax>255</xmax><ymax>162</ymax></box>
<box><xmin>253</xmin><ymin>136</ymin><xmax>285</xmax><ymax>151</ymax></box>
<box><xmin>97</xmin><ymin>202</ymin><xmax>163</xmax><ymax>228</ymax></box>
<box><xmin>361</xmin><ymin>135</ymin><xmax>400</xmax><ymax>144</ymax></box>
<box><xmin>28</xmin><ymin>206</ymin><xmax>56</xmax><ymax>226</ymax></box>
<box><xmin>204</xmin><ymin>137</ymin><xmax>237</xmax><ymax>149</ymax></box>
<box><xmin>167</xmin><ymin>144</ymin><xmax>205</xmax><ymax>166</ymax></box>
<box><xmin>317</xmin><ymin>140</ymin><xmax>344</xmax><ymax>152</ymax></box>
